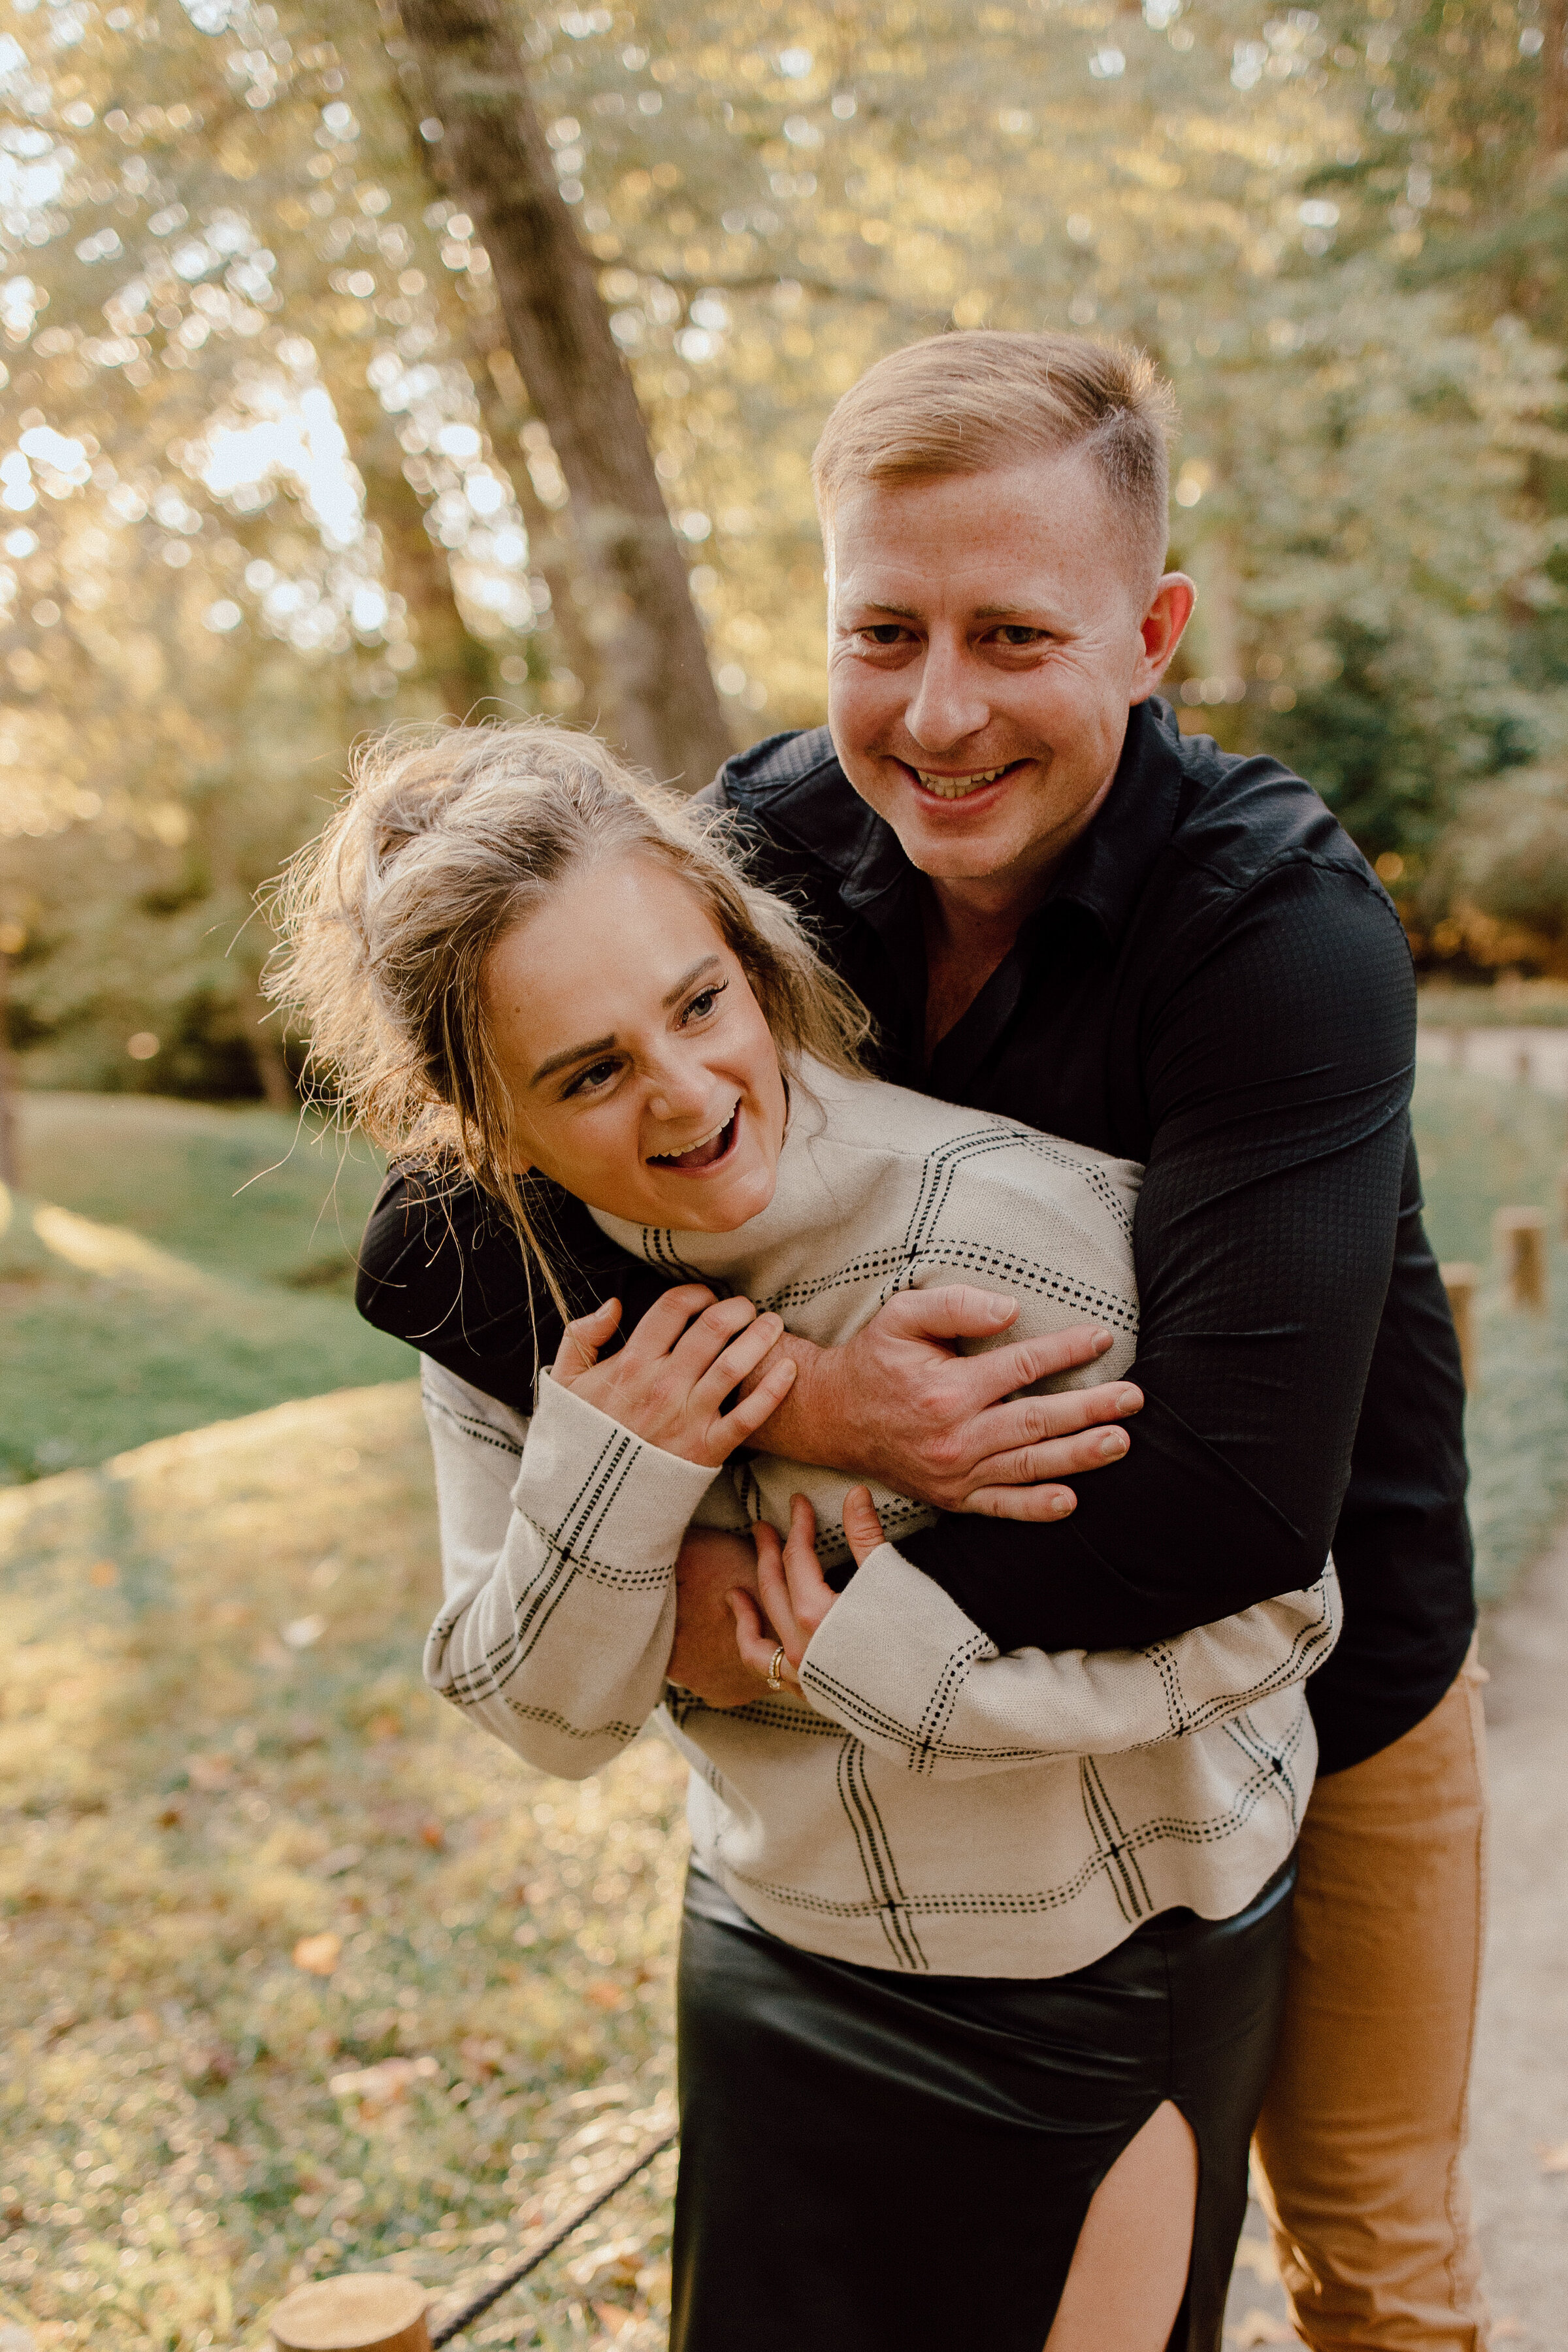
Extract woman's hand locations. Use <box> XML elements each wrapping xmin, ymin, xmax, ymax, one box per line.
<box><xmin>550</xmin><ymin>1285</ymin><xmax>799</xmax><ymax>1468</ymax></box>
<box><xmin>727</xmin><ymin>1488</ymin><xmax>887</xmax><ymax>1690</ymax></box>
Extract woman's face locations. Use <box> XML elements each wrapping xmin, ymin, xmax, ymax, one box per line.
<box><xmin>482</xmin><ymin>855</ymin><xmax>789</xmax><ymax>1233</ymax></box>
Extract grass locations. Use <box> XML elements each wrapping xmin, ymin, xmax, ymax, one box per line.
<box><xmin>1411</xmin><ymin>1062</ymin><xmax>1568</xmax><ymax>1601</ymax></box>
<box><xmin>1418</xmin><ymin>979</ymin><xmax>1568</xmax><ymax>1028</ymax></box>
<box><xmin>3</xmin><ymin>1070</ymin><xmax>1567</xmax><ymax>2352</ymax></box>
<box><xmin>1</xmin><ymin>1096</ymin><xmax>412</xmax><ymax>1484</ymax></box>
<box><xmin>0</xmin><ymin>1384</ymin><xmax>685</xmax><ymax>2352</ymax></box>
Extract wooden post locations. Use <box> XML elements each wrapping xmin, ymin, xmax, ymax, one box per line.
<box><xmin>1494</xmin><ymin>1207</ymin><xmax>1549</xmax><ymax>1311</ymax></box>
<box><xmin>272</xmin><ymin>2276</ymin><xmax>431</xmax><ymax>2352</ymax></box>
<box><xmin>1441</xmin><ymin>1262</ymin><xmax>1478</xmax><ymax>1390</ymax></box>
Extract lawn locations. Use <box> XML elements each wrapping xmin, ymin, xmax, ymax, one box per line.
<box><xmin>6</xmin><ymin>1068</ymin><xmax>1568</xmax><ymax>1588</ymax></box>
<box><xmin>1</xmin><ymin>1096</ymin><xmax>412</xmax><ymax>1484</ymax></box>
<box><xmin>3</xmin><ymin>1066</ymin><xmax>1567</xmax><ymax>2352</ymax></box>
<box><xmin>0</xmin><ymin>1384</ymin><xmax>683</xmax><ymax>2352</ymax></box>
<box><xmin>1406</xmin><ymin>1062</ymin><xmax>1568</xmax><ymax>1599</ymax></box>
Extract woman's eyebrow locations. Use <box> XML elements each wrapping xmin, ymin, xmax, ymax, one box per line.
<box><xmin>531</xmin><ymin>1032</ymin><xmax>615</xmax><ymax>1086</ymax></box>
<box><xmin>662</xmin><ymin>954</ymin><xmax>723</xmax><ymax>1007</ymax></box>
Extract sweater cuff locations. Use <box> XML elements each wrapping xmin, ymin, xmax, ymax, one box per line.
<box><xmin>512</xmin><ymin>1373</ymin><xmax>720</xmax><ymax>1580</ymax></box>
<box><xmin>798</xmin><ymin>1543</ymin><xmax>996</xmax><ymax>1732</ymax></box>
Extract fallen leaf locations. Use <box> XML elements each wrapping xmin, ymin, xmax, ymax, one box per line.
<box><xmin>293</xmin><ymin>1931</ymin><xmax>342</xmax><ymax>1976</ymax></box>
<box><xmin>418</xmin><ymin>1820</ymin><xmax>446</xmax><ymax>1848</ymax></box>
<box><xmin>585</xmin><ymin>1980</ymin><xmax>625</xmax><ymax>2011</ymax></box>
<box><xmin>459</xmin><ymin>2035</ymin><xmax>506</xmax><ymax>2078</ymax></box>
<box><xmin>366</xmin><ymin>1711</ymin><xmax>403</xmax><ymax>1742</ymax></box>
<box><xmin>88</xmin><ymin>1559</ymin><xmax>118</xmax><ymax>1588</ymax></box>
<box><xmin>186</xmin><ymin>1754</ymin><xmax>233</xmax><ymax>1791</ymax></box>
<box><xmin>591</xmin><ymin>2302</ymin><xmax>636</xmax><ymax>2338</ymax></box>
<box><xmin>157</xmin><ymin>1805</ymin><xmax>183</xmax><ymax>1829</ymax></box>
<box><xmin>315</xmin><ymin>1844</ymin><xmax>366</xmax><ymax>1879</ymax></box>
<box><xmin>327</xmin><ymin>2055</ymin><xmax>438</xmax><ymax>2113</ymax></box>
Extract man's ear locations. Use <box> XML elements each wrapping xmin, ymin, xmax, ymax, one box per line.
<box><xmin>1135</xmin><ymin>574</ymin><xmax>1197</xmax><ymax>692</ymax></box>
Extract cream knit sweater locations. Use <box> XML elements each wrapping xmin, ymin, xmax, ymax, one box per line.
<box><xmin>422</xmin><ymin>1062</ymin><xmax>1340</xmax><ymax>1978</ymax></box>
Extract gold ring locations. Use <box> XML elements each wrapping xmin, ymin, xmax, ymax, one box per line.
<box><xmin>766</xmin><ymin>1644</ymin><xmax>787</xmax><ymax>1691</ymax></box>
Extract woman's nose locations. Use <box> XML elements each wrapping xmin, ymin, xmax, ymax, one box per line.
<box><xmin>645</xmin><ymin>1063</ymin><xmax>710</xmax><ymax>1123</ymax></box>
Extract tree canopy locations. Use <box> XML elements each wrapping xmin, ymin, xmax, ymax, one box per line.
<box><xmin>2</xmin><ymin>0</ymin><xmax>1566</xmax><ymax>1093</ymax></box>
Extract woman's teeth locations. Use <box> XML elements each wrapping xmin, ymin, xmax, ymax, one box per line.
<box><xmin>912</xmin><ymin>764</ymin><xmax>1011</xmax><ymax>798</ymax></box>
<box><xmin>652</xmin><ymin>1103</ymin><xmax>740</xmax><ymax>1170</ymax></box>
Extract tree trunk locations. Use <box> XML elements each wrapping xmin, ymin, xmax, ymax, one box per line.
<box><xmin>342</xmin><ymin>378</ymin><xmax>497</xmax><ymax>723</ymax></box>
<box><xmin>1544</xmin><ymin>0</ymin><xmax>1567</xmax><ymax>162</ymax></box>
<box><xmin>466</xmin><ymin>321</ymin><xmax>605</xmax><ymax>712</ymax></box>
<box><xmin>395</xmin><ymin>0</ymin><xmax>735</xmax><ymax>791</ymax></box>
<box><xmin>0</xmin><ymin>946</ymin><xmax>18</xmax><ymax>1192</ymax></box>
<box><xmin>234</xmin><ymin>961</ymin><xmax>298</xmax><ymax>1109</ymax></box>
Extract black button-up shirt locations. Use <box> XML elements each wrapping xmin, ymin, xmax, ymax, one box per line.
<box><xmin>357</xmin><ymin>699</ymin><xmax>1474</xmax><ymax>1773</ymax></box>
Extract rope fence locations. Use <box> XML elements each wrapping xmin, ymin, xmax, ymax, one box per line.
<box><xmin>269</xmin><ymin>2123</ymin><xmax>679</xmax><ymax>2352</ymax></box>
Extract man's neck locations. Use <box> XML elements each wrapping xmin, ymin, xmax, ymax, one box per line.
<box><xmin>921</xmin><ymin>870</ymin><xmax>1050</xmax><ymax>1062</ymax></box>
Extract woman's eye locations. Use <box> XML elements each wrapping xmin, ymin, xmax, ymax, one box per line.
<box><xmin>566</xmin><ymin>1058</ymin><xmax>619</xmax><ymax>1096</ymax></box>
<box><xmin>681</xmin><ymin>983</ymin><xmax>726</xmax><ymax>1025</ymax></box>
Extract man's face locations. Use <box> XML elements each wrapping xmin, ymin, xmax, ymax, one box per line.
<box><xmin>825</xmin><ymin>449</ymin><xmax>1193</xmax><ymax>904</ymax></box>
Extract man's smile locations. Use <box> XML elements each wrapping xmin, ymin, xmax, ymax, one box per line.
<box><xmin>900</xmin><ymin>757</ymin><xmax>1028</xmax><ymax>801</ymax></box>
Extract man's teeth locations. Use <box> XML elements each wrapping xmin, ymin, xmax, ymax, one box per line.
<box><xmin>912</xmin><ymin>764</ymin><xmax>1010</xmax><ymax>798</ymax></box>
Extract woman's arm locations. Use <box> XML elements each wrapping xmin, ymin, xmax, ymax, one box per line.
<box><xmin>421</xmin><ymin>1358</ymin><xmax>721</xmax><ymax>1778</ymax></box>
<box><xmin>421</xmin><ymin>1291</ymin><xmax>796</xmax><ymax>1773</ymax></box>
<box><xmin>731</xmin><ymin>1493</ymin><xmax>1341</xmax><ymax>1783</ymax></box>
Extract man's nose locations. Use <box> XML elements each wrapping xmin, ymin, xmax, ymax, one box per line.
<box><xmin>902</xmin><ymin>636</ymin><xmax>992</xmax><ymax>753</ymax></box>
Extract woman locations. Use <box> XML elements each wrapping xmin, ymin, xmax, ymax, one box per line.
<box><xmin>272</xmin><ymin>721</ymin><xmax>1339</xmax><ymax>2352</ymax></box>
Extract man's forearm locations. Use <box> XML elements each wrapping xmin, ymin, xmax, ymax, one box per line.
<box><xmin>743</xmin><ymin>1333</ymin><xmax>858</xmax><ymax>1473</ymax></box>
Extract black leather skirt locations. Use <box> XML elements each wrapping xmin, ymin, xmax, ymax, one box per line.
<box><xmin>670</xmin><ymin>1857</ymin><xmax>1295</xmax><ymax>2352</ymax></box>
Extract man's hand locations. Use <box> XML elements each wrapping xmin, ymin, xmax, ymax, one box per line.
<box><xmin>747</xmin><ymin>1288</ymin><xmax>1143</xmax><ymax>1521</ymax></box>
<box><xmin>668</xmin><ymin>1525</ymin><xmax>771</xmax><ymax>1708</ymax></box>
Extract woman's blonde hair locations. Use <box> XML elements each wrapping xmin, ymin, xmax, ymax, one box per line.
<box><xmin>267</xmin><ymin>719</ymin><xmax>871</xmax><ymax>1314</ymax></box>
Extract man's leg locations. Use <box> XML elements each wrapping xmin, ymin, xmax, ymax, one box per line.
<box><xmin>1252</xmin><ymin>1645</ymin><xmax>1490</xmax><ymax>2351</ymax></box>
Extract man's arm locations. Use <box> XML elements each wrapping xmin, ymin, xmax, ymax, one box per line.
<box><xmin>757</xmin><ymin>856</ymin><xmax>1424</xmax><ymax>1654</ymax></box>
<box><xmin>356</xmin><ymin>1168</ymin><xmax>678</xmax><ymax>1411</ymax></box>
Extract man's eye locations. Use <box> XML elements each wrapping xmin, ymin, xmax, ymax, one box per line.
<box><xmin>993</xmin><ymin>625</ymin><xmax>1045</xmax><ymax>647</ymax></box>
<box><xmin>860</xmin><ymin>624</ymin><xmax>910</xmax><ymax>647</ymax></box>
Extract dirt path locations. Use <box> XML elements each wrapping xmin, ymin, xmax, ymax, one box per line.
<box><xmin>1467</xmin><ymin>1515</ymin><xmax>1568</xmax><ymax>2341</ymax></box>
<box><xmin>1224</xmin><ymin>1526</ymin><xmax>1568</xmax><ymax>2345</ymax></box>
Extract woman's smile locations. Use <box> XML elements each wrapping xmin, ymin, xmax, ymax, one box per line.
<box><xmin>481</xmin><ymin>856</ymin><xmax>789</xmax><ymax>1233</ymax></box>
<box><xmin>648</xmin><ymin>1098</ymin><xmax>742</xmax><ymax>1173</ymax></box>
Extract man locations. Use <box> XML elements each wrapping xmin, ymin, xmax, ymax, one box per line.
<box><xmin>358</xmin><ymin>332</ymin><xmax>1486</xmax><ymax>2349</ymax></box>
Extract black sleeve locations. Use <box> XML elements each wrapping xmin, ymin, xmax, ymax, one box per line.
<box><xmin>355</xmin><ymin>1170</ymin><xmax>681</xmax><ymax>1413</ymax></box>
<box><xmin>902</xmin><ymin>858</ymin><xmax>1418</xmax><ymax>1650</ymax></box>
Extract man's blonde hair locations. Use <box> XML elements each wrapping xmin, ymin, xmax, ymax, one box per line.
<box><xmin>813</xmin><ymin>331</ymin><xmax>1179</xmax><ymax>595</ymax></box>
<box><xmin>267</xmin><ymin>720</ymin><xmax>870</xmax><ymax>1317</ymax></box>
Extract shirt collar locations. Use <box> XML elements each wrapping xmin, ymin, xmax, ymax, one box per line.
<box><xmin>747</xmin><ymin>699</ymin><xmax>1187</xmax><ymax>951</ymax></box>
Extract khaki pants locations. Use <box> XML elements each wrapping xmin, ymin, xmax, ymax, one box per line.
<box><xmin>1252</xmin><ymin>1646</ymin><xmax>1491</xmax><ymax>2351</ymax></box>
